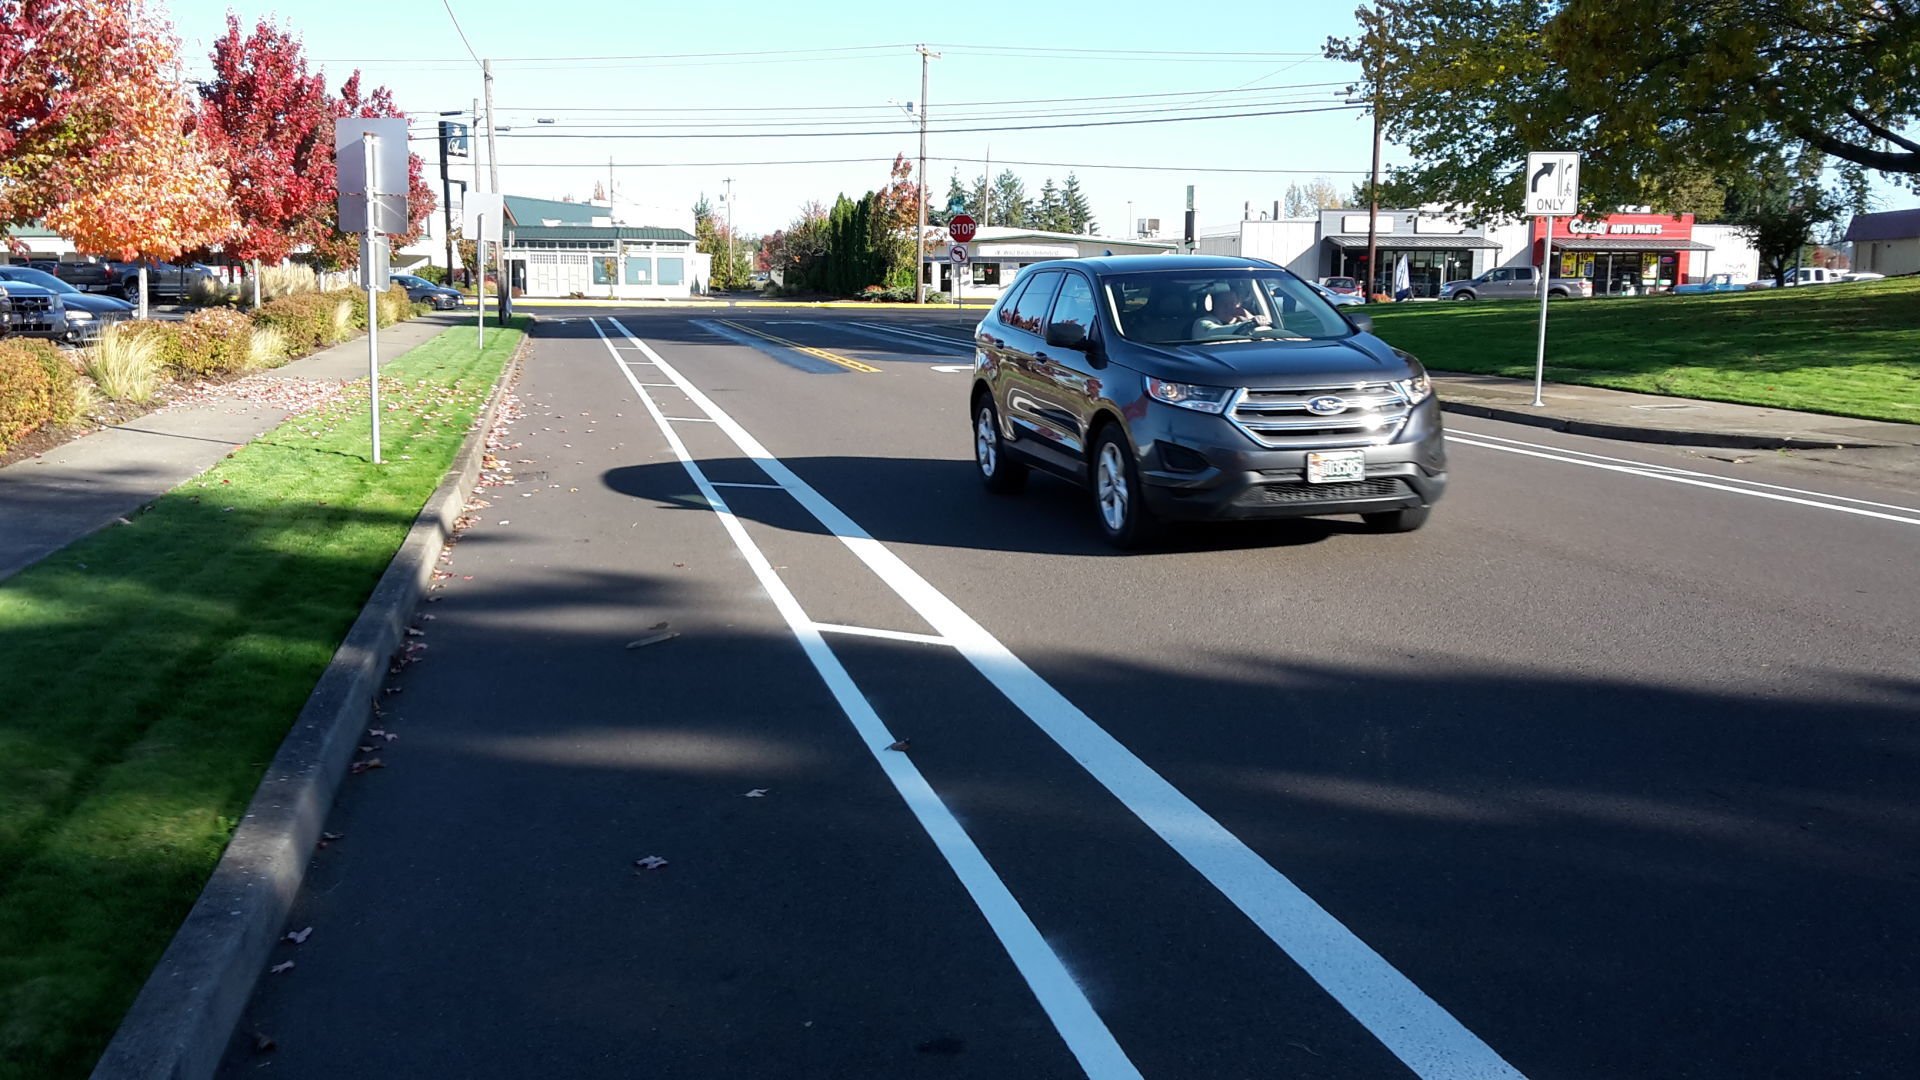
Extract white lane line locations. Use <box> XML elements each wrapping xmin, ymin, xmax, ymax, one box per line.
<box><xmin>1447</xmin><ymin>436</ymin><xmax>1920</xmax><ymax>527</ymax></box>
<box><xmin>661</xmin><ymin>416</ymin><xmax>718</xmax><ymax>423</ymax></box>
<box><xmin>709</xmin><ymin>481</ymin><xmax>787</xmax><ymax>490</ymax></box>
<box><xmin>931</xmin><ymin>365</ymin><xmax>974</xmax><ymax>374</ymax></box>
<box><xmin>1450</xmin><ymin>427</ymin><xmax>1920</xmax><ymax>514</ymax></box>
<box><xmin>811</xmin><ymin>623</ymin><xmax>954</xmax><ymax>648</ymax></box>
<box><xmin>589</xmin><ymin>319</ymin><xmax>1142</xmax><ymax>1080</ymax></box>
<box><xmin>607</xmin><ymin>317</ymin><xmax>1522</xmax><ymax>1080</ymax></box>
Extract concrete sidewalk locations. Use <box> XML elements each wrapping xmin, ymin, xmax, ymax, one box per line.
<box><xmin>0</xmin><ymin>315</ymin><xmax>461</xmax><ymax>581</ymax></box>
<box><xmin>1433</xmin><ymin>372</ymin><xmax>1920</xmax><ymax>451</ymax></box>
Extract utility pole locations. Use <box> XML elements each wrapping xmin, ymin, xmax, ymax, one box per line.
<box><xmin>983</xmin><ymin>144</ymin><xmax>991</xmax><ymax>226</ymax></box>
<box><xmin>470</xmin><ymin>96</ymin><xmax>481</xmax><ymax>290</ymax></box>
<box><xmin>1365</xmin><ymin>59</ymin><xmax>1384</xmax><ymax>300</ymax></box>
<box><xmin>608</xmin><ymin>156</ymin><xmax>616</xmax><ymax>223</ymax></box>
<box><xmin>724</xmin><ymin>176</ymin><xmax>735</xmax><ymax>290</ymax></box>
<box><xmin>483</xmin><ymin>60</ymin><xmax>507</xmax><ymax>320</ymax></box>
<box><xmin>915</xmin><ymin>45</ymin><xmax>939</xmax><ymax>303</ymax></box>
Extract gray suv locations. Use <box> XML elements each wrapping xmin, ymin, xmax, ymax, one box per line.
<box><xmin>971</xmin><ymin>255</ymin><xmax>1446</xmax><ymax>548</ymax></box>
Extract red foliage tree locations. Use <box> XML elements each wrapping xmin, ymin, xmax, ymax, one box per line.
<box><xmin>308</xmin><ymin>71</ymin><xmax>435</xmax><ymax>268</ymax></box>
<box><xmin>194</xmin><ymin>15</ymin><xmax>336</xmax><ymax>264</ymax></box>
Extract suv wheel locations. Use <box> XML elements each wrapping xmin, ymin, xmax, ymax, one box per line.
<box><xmin>975</xmin><ymin>397</ymin><xmax>1027</xmax><ymax>493</ymax></box>
<box><xmin>1362</xmin><ymin>506</ymin><xmax>1430</xmax><ymax>533</ymax></box>
<box><xmin>120</xmin><ymin>280</ymin><xmax>140</xmax><ymax>302</ymax></box>
<box><xmin>1092</xmin><ymin>427</ymin><xmax>1157</xmax><ymax>549</ymax></box>
<box><xmin>1452</xmin><ymin>292</ymin><xmax>1475</xmax><ymax>301</ymax></box>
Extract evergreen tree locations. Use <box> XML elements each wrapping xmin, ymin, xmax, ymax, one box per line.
<box><xmin>1035</xmin><ymin>178</ymin><xmax>1064</xmax><ymax>232</ymax></box>
<box><xmin>936</xmin><ymin>171</ymin><xmax>968</xmax><ymax>226</ymax></box>
<box><xmin>991</xmin><ymin>170</ymin><xmax>1030</xmax><ymax>228</ymax></box>
<box><xmin>968</xmin><ymin>172</ymin><xmax>990</xmax><ymax>223</ymax></box>
<box><xmin>1061</xmin><ymin>173</ymin><xmax>1095</xmax><ymax>234</ymax></box>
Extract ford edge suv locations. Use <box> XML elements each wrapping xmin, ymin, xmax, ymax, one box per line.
<box><xmin>970</xmin><ymin>255</ymin><xmax>1446</xmax><ymax>548</ymax></box>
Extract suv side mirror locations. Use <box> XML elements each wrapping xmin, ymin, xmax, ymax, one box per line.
<box><xmin>1347</xmin><ymin>312</ymin><xmax>1375</xmax><ymax>335</ymax></box>
<box><xmin>1045</xmin><ymin>321</ymin><xmax>1088</xmax><ymax>351</ymax></box>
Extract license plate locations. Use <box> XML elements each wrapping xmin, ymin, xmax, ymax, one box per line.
<box><xmin>1306</xmin><ymin>450</ymin><xmax>1366</xmax><ymax>484</ymax></box>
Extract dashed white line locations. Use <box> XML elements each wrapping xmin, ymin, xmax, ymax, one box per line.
<box><xmin>604</xmin><ymin>316</ymin><xmax>1525</xmax><ymax>1080</ymax></box>
<box><xmin>590</xmin><ymin>318</ymin><xmax>1144</xmax><ymax>1080</ymax></box>
<box><xmin>708</xmin><ymin>481</ymin><xmax>786</xmax><ymax>490</ymax></box>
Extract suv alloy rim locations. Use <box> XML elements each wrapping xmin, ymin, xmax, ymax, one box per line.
<box><xmin>975</xmin><ymin>407</ymin><xmax>997</xmax><ymax>476</ymax></box>
<box><xmin>1096</xmin><ymin>442</ymin><xmax>1128</xmax><ymax>531</ymax></box>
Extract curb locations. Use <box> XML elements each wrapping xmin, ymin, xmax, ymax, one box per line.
<box><xmin>87</xmin><ymin>326</ymin><xmax>533</xmax><ymax>1080</ymax></box>
<box><xmin>1437</xmin><ymin>398</ymin><xmax>1886</xmax><ymax>451</ymax></box>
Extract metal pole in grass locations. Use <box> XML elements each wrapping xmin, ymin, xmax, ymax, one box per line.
<box><xmin>365</xmin><ymin>134</ymin><xmax>382</xmax><ymax>465</ymax></box>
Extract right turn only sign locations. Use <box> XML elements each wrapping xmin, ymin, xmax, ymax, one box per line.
<box><xmin>1525</xmin><ymin>151</ymin><xmax>1581</xmax><ymax>215</ymax></box>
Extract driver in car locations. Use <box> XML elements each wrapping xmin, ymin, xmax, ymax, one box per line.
<box><xmin>1192</xmin><ymin>285</ymin><xmax>1271</xmax><ymax>338</ymax></box>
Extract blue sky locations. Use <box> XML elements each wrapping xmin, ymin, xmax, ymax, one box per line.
<box><xmin>165</xmin><ymin>0</ymin><xmax>1910</xmax><ymax>237</ymax></box>
<box><xmin>167</xmin><ymin>0</ymin><xmax>1383</xmax><ymax>236</ymax></box>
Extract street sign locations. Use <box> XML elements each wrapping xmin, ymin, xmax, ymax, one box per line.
<box><xmin>462</xmin><ymin>192</ymin><xmax>504</xmax><ymax>237</ymax></box>
<box><xmin>949</xmin><ymin>213</ymin><xmax>978</xmax><ymax>243</ymax></box>
<box><xmin>358</xmin><ymin>234</ymin><xmax>389</xmax><ymax>290</ymax></box>
<box><xmin>949</xmin><ymin>243</ymin><xmax>970</xmax><ymax>266</ymax></box>
<box><xmin>1525</xmin><ymin>151</ymin><xmax>1580</xmax><ymax>216</ymax></box>
<box><xmin>334</xmin><ymin>117</ymin><xmax>410</xmax><ymax>235</ymax></box>
<box><xmin>439</xmin><ymin>120</ymin><xmax>470</xmax><ymax>158</ymax></box>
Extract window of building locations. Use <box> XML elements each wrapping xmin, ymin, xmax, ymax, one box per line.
<box><xmin>972</xmin><ymin>263</ymin><xmax>1001</xmax><ymax>286</ymax></box>
<box><xmin>657</xmin><ymin>257</ymin><xmax>684</xmax><ymax>286</ymax></box>
<box><xmin>592</xmin><ymin>256</ymin><xmax>617</xmax><ymax>285</ymax></box>
<box><xmin>625</xmin><ymin>257</ymin><xmax>652</xmax><ymax>285</ymax></box>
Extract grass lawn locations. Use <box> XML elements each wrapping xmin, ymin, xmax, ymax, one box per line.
<box><xmin>0</xmin><ymin>321</ymin><xmax>523</xmax><ymax>1080</ymax></box>
<box><xmin>1364</xmin><ymin>276</ymin><xmax>1920</xmax><ymax>423</ymax></box>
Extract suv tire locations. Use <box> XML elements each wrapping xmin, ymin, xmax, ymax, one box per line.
<box><xmin>1362</xmin><ymin>506</ymin><xmax>1430</xmax><ymax>533</ymax></box>
<box><xmin>1452</xmin><ymin>291</ymin><xmax>1475</xmax><ymax>301</ymax></box>
<box><xmin>975</xmin><ymin>397</ymin><xmax>1027</xmax><ymax>494</ymax></box>
<box><xmin>1091</xmin><ymin>426</ymin><xmax>1157</xmax><ymax>549</ymax></box>
<box><xmin>120</xmin><ymin>279</ymin><xmax>141</xmax><ymax>302</ymax></box>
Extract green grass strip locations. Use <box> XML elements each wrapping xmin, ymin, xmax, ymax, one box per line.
<box><xmin>0</xmin><ymin>321</ymin><xmax>524</xmax><ymax>1079</ymax></box>
<box><xmin>1363</xmin><ymin>276</ymin><xmax>1920</xmax><ymax>424</ymax></box>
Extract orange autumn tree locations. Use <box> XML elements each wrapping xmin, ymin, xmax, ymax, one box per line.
<box><xmin>1</xmin><ymin>0</ymin><xmax>232</xmax><ymax>302</ymax></box>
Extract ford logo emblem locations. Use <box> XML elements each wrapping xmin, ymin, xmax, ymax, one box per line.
<box><xmin>1306</xmin><ymin>395</ymin><xmax>1348</xmax><ymax>415</ymax></box>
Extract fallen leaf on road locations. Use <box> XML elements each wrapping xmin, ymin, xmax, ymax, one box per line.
<box><xmin>649</xmin><ymin>621</ymin><xmax>670</xmax><ymax>631</ymax></box>
<box><xmin>635</xmin><ymin>856</ymin><xmax>669</xmax><ymax>870</ymax></box>
<box><xmin>349</xmin><ymin>758</ymin><xmax>385</xmax><ymax>775</ymax></box>
<box><xmin>624</xmin><ymin>631</ymin><xmax>679</xmax><ymax>650</ymax></box>
<box><xmin>269</xmin><ymin>961</ymin><xmax>295</xmax><ymax>974</ymax></box>
<box><xmin>744</xmin><ymin>789</ymin><xmax>769</xmax><ymax>798</ymax></box>
<box><xmin>886</xmin><ymin>739</ymin><xmax>911</xmax><ymax>752</ymax></box>
<box><xmin>252</xmin><ymin>1032</ymin><xmax>277</xmax><ymax>1054</ymax></box>
<box><xmin>322</xmin><ymin>831</ymin><xmax>343</xmax><ymax>841</ymax></box>
<box><xmin>285</xmin><ymin>927</ymin><xmax>312</xmax><ymax>945</ymax></box>
<box><xmin>405</xmin><ymin>627</ymin><xmax>425</xmax><ymax>637</ymax></box>
<box><xmin>359</xmin><ymin>744</ymin><xmax>374</xmax><ymax>753</ymax></box>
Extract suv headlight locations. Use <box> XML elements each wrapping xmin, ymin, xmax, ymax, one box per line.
<box><xmin>66</xmin><ymin>309</ymin><xmax>94</xmax><ymax>321</ymax></box>
<box><xmin>1398</xmin><ymin>372</ymin><xmax>1433</xmax><ymax>403</ymax></box>
<box><xmin>1145</xmin><ymin>376</ymin><xmax>1233</xmax><ymax>414</ymax></box>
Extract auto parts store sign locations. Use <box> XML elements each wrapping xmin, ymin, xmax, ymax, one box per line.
<box><xmin>1553</xmin><ymin>212</ymin><xmax>1694</xmax><ymax>240</ymax></box>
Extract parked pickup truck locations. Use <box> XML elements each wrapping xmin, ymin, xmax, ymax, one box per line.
<box><xmin>1439</xmin><ymin>266</ymin><xmax>1592</xmax><ymax>301</ymax></box>
<box><xmin>39</xmin><ymin>256</ymin><xmax>220</xmax><ymax>301</ymax></box>
<box><xmin>1673</xmin><ymin>273</ymin><xmax>1749</xmax><ymax>295</ymax></box>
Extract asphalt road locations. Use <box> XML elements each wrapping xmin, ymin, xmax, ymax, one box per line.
<box><xmin>219</xmin><ymin>307</ymin><xmax>1920</xmax><ymax>1079</ymax></box>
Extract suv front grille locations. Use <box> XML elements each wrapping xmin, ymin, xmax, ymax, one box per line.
<box><xmin>1233</xmin><ymin>477</ymin><xmax>1411</xmax><ymax>507</ymax></box>
<box><xmin>1230</xmin><ymin>382</ymin><xmax>1410</xmax><ymax>449</ymax></box>
<box><xmin>8</xmin><ymin>295</ymin><xmax>57</xmax><ymax>332</ymax></box>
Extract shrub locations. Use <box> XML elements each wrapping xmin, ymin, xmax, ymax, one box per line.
<box><xmin>255</xmin><ymin>291</ymin><xmax>350</xmax><ymax>353</ymax></box>
<box><xmin>171</xmin><ymin>308</ymin><xmax>254</xmax><ymax>376</ymax></box>
<box><xmin>116</xmin><ymin>321</ymin><xmax>190</xmax><ymax>376</ymax></box>
<box><xmin>81</xmin><ymin>323</ymin><xmax>165</xmax><ymax>404</ymax></box>
<box><xmin>186</xmin><ymin>275</ymin><xmax>238</xmax><ymax>308</ymax></box>
<box><xmin>328</xmin><ymin>292</ymin><xmax>355</xmax><ymax>341</ymax></box>
<box><xmin>0</xmin><ymin>339</ymin><xmax>58</xmax><ymax>451</ymax></box>
<box><xmin>414</xmin><ymin>265</ymin><xmax>449</xmax><ymax>286</ymax></box>
<box><xmin>34</xmin><ymin>341</ymin><xmax>83</xmax><ymax>425</ymax></box>
<box><xmin>255</xmin><ymin>263</ymin><xmax>319</xmax><ymax>302</ymax></box>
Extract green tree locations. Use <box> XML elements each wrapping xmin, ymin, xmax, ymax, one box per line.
<box><xmin>1035</xmin><ymin>178</ymin><xmax>1066</xmax><ymax>232</ymax></box>
<box><xmin>991</xmin><ymin>170</ymin><xmax>1030</xmax><ymax>228</ymax></box>
<box><xmin>1327</xmin><ymin>0</ymin><xmax>1918</xmax><ymax>219</ymax></box>
<box><xmin>968</xmin><ymin>172</ymin><xmax>990</xmax><ymax>223</ymax></box>
<box><xmin>1061</xmin><ymin>173</ymin><xmax>1096</xmax><ymax>234</ymax></box>
<box><xmin>935</xmin><ymin>171</ymin><xmax>968</xmax><ymax>226</ymax></box>
<box><xmin>1283</xmin><ymin>182</ymin><xmax>1310</xmax><ymax>218</ymax></box>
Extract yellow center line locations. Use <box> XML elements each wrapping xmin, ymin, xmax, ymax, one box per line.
<box><xmin>714</xmin><ymin>318</ymin><xmax>881</xmax><ymax>374</ymax></box>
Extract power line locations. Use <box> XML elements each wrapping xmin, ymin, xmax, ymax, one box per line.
<box><xmin>437</xmin><ymin>0</ymin><xmax>482</xmax><ymax>69</ymax></box>
<box><xmin>486</xmin><ymin>94</ymin><xmax>1345</xmax><ymax>131</ymax></box>
<box><xmin>413</xmin><ymin>153</ymin><xmax>1369</xmax><ymax>176</ymax></box>
<box><xmin>490</xmin><ymin>81</ymin><xmax>1354</xmax><ymax>116</ymax></box>
<box><xmin>472</xmin><ymin>102</ymin><xmax>1363</xmax><ymax>140</ymax></box>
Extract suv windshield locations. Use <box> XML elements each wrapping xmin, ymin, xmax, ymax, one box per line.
<box><xmin>1104</xmin><ymin>270</ymin><xmax>1352</xmax><ymax>345</ymax></box>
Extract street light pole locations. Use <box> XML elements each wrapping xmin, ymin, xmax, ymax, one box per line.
<box><xmin>724</xmin><ymin>176</ymin><xmax>735</xmax><ymax>290</ymax></box>
<box><xmin>483</xmin><ymin>60</ymin><xmax>506</xmax><ymax>320</ymax></box>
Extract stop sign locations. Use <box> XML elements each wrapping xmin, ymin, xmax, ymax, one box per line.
<box><xmin>949</xmin><ymin>214</ymin><xmax>978</xmax><ymax>243</ymax></box>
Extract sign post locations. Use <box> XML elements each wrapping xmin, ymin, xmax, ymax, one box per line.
<box><xmin>462</xmin><ymin>193</ymin><xmax>505</xmax><ymax>349</ymax></box>
<box><xmin>949</xmin><ymin>243</ymin><xmax>969</xmax><ymax>309</ymax></box>
<box><xmin>336</xmin><ymin>117</ymin><xmax>409</xmax><ymax>464</ymax></box>
<box><xmin>1524</xmin><ymin>150</ymin><xmax>1580</xmax><ymax>407</ymax></box>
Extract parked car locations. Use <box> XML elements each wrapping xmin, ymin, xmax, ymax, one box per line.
<box><xmin>0</xmin><ymin>281</ymin><xmax>71</xmax><ymax>341</ymax></box>
<box><xmin>970</xmin><ymin>254</ymin><xmax>1445</xmax><ymax>547</ymax></box>
<box><xmin>390</xmin><ymin>273</ymin><xmax>463</xmax><ymax>310</ymax></box>
<box><xmin>1307</xmin><ymin>279</ymin><xmax>1367</xmax><ymax>307</ymax></box>
<box><xmin>0</xmin><ymin>266</ymin><xmax>134</xmax><ymax>343</ymax></box>
<box><xmin>44</xmin><ymin>257</ymin><xmax>221</xmax><ymax>301</ymax></box>
<box><xmin>1440</xmin><ymin>266</ymin><xmax>1592</xmax><ymax>300</ymax></box>
<box><xmin>0</xmin><ymin>282</ymin><xmax>12</xmax><ymax>335</ymax></box>
<box><xmin>1672</xmin><ymin>273</ymin><xmax>1749</xmax><ymax>295</ymax></box>
<box><xmin>1841</xmin><ymin>271</ymin><xmax>1885</xmax><ymax>283</ymax></box>
<box><xmin>41</xmin><ymin>255</ymin><xmax>122</xmax><ymax>293</ymax></box>
<box><xmin>1317</xmin><ymin>275</ymin><xmax>1366</xmax><ymax>302</ymax></box>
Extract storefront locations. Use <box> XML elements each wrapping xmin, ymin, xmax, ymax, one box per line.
<box><xmin>1533</xmin><ymin>213</ymin><xmax>1714</xmax><ymax>295</ymax></box>
<box><xmin>929</xmin><ymin>227</ymin><xmax>1176</xmax><ymax>299</ymax></box>
<box><xmin>1317</xmin><ymin>211</ymin><xmax>1502</xmax><ymax>298</ymax></box>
